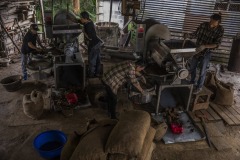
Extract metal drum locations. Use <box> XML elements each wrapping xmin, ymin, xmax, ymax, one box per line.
<box><xmin>27</xmin><ymin>60</ymin><xmax>53</xmax><ymax>80</ymax></box>
<box><xmin>228</xmin><ymin>37</ymin><xmax>240</xmax><ymax>73</ymax></box>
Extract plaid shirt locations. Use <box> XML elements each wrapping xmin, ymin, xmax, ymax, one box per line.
<box><xmin>190</xmin><ymin>22</ymin><xmax>224</xmax><ymax>47</ymax></box>
<box><xmin>102</xmin><ymin>61</ymin><xmax>139</xmax><ymax>95</ymax></box>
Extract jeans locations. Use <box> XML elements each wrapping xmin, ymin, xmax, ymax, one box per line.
<box><xmin>189</xmin><ymin>50</ymin><xmax>211</xmax><ymax>89</ymax></box>
<box><xmin>21</xmin><ymin>53</ymin><xmax>30</xmax><ymax>80</ymax></box>
<box><xmin>88</xmin><ymin>42</ymin><xmax>101</xmax><ymax>76</ymax></box>
<box><xmin>102</xmin><ymin>81</ymin><xmax>117</xmax><ymax>119</ymax></box>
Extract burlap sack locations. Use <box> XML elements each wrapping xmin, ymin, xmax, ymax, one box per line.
<box><xmin>105</xmin><ymin>110</ymin><xmax>151</xmax><ymax>157</ymax></box>
<box><xmin>43</xmin><ymin>88</ymin><xmax>52</xmax><ymax>110</ymax></box>
<box><xmin>61</xmin><ymin>119</ymin><xmax>117</xmax><ymax>160</ymax></box>
<box><xmin>70</xmin><ymin>125</ymin><xmax>115</xmax><ymax>160</ymax></box>
<box><xmin>138</xmin><ymin>127</ymin><xmax>156</xmax><ymax>160</ymax></box>
<box><xmin>204</xmin><ymin>72</ymin><xmax>218</xmax><ymax>98</ymax></box>
<box><xmin>108</xmin><ymin>154</ymin><xmax>128</xmax><ymax>160</ymax></box>
<box><xmin>144</xmin><ymin>143</ymin><xmax>156</xmax><ymax>160</ymax></box>
<box><xmin>213</xmin><ymin>82</ymin><xmax>234</xmax><ymax>106</ymax></box>
<box><xmin>60</xmin><ymin>132</ymin><xmax>81</xmax><ymax>160</ymax></box>
<box><xmin>22</xmin><ymin>90</ymin><xmax>44</xmax><ymax>119</ymax></box>
<box><xmin>98</xmin><ymin>118</ymin><xmax>118</xmax><ymax>126</ymax></box>
<box><xmin>154</xmin><ymin>122</ymin><xmax>168</xmax><ymax>141</ymax></box>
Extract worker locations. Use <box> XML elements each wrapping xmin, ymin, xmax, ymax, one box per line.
<box><xmin>68</xmin><ymin>11</ymin><xmax>102</xmax><ymax>77</ymax></box>
<box><xmin>184</xmin><ymin>13</ymin><xmax>224</xmax><ymax>94</ymax></box>
<box><xmin>101</xmin><ymin>60</ymin><xmax>147</xmax><ymax>119</ymax></box>
<box><xmin>21</xmin><ymin>23</ymin><xmax>45</xmax><ymax>80</ymax></box>
<box><xmin>80</xmin><ymin>11</ymin><xmax>102</xmax><ymax>77</ymax></box>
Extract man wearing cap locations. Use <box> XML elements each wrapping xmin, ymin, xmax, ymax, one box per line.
<box><xmin>184</xmin><ymin>13</ymin><xmax>224</xmax><ymax>94</ymax></box>
<box><xmin>21</xmin><ymin>23</ymin><xmax>45</xmax><ymax>80</ymax></box>
<box><xmin>101</xmin><ymin>60</ymin><xmax>147</xmax><ymax>119</ymax></box>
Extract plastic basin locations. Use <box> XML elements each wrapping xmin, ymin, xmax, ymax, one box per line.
<box><xmin>0</xmin><ymin>75</ymin><xmax>22</xmax><ymax>92</ymax></box>
<box><xmin>33</xmin><ymin>130</ymin><xmax>67</xmax><ymax>159</ymax></box>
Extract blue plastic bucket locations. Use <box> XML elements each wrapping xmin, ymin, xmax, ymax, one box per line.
<box><xmin>33</xmin><ymin>130</ymin><xmax>67</xmax><ymax>159</ymax></box>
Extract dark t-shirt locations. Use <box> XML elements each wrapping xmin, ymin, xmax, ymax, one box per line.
<box><xmin>83</xmin><ymin>21</ymin><xmax>100</xmax><ymax>49</ymax></box>
<box><xmin>21</xmin><ymin>31</ymin><xmax>37</xmax><ymax>54</ymax></box>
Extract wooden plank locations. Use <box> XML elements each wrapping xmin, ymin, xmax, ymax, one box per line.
<box><xmin>232</xmin><ymin>105</ymin><xmax>240</xmax><ymax>115</ymax></box>
<box><xmin>207</xmin><ymin>107</ymin><xmax>221</xmax><ymax>120</ymax></box>
<box><xmin>200</xmin><ymin>109</ymin><xmax>215</xmax><ymax>121</ymax></box>
<box><xmin>218</xmin><ymin>105</ymin><xmax>240</xmax><ymax>125</ymax></box>
<box><xmin>207</xmin><ymin>123</ymin><xmax>223</xmax><ymax>137</ymax></box>
<box><xmin>187</xmin><ymin>111</ymin><xmax>200</xmax><ymax>122</ymax></box>
<box><xmin>226</xmin><ymin>107</ymin><xmax>240</xmax><ymax>121</ymax></box>
<box><xmin>195</xmin><ymin>110</ymin><xmax>204</xmax><ymax>116</ymax></box>
<box><xmin>210</xmin><ymin>102</ymin><xmax>235</xmax><ymax>125</ymax></box>
<box><xmin>211</xmin><ymin>137</ymin><xmax>232</xmax><ymax>151</ymax></box>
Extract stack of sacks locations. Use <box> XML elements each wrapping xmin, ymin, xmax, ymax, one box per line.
<box><xmin>61</xmin><ymin>110</ymin><xmax>168</xmax><ymax>160</ymax></box>
<box><xmin>106</xmin><ymin>110</ymin><xmax>155</xmax><ymax>160</ymax></box>
<box><xmin>61</xmin><ymin>119</ymin><xmax>118</xmax><ymax>160</ymax></box>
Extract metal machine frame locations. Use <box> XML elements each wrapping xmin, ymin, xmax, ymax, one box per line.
<box><xmin>54</xmin><ymin>55</ymin><xmax>86</xmax><ymax>89</ymax></box>
<box><xmin>155</xmin><ymin>84</ymin><xmax>193</xmax><ymax>114</ymax></box>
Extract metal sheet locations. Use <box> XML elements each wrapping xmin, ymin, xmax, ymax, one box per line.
<box><xmin>52</xmin><ymin>29</ymin><xmax>82</xmax><ymax>34</ymax></box>
<box><xmin>162</xmin><ymin>112</ymin><xmax>205</xmax><ymax>144</ymax></box>
<box><xmin>155</xmin><ymin>84</ymin><xmax>193</xmax><ymax>114</ymax></box>
<box><xmin>160</xmin><ymin>40</ymin><xmax>196</xmax><ymax>54</ymax></box>
<box><xmin>138</xmin><ymin>0</ymin><xmax>240</xmax><ymax>65</ymax></box>
<box><xmin>138</xmin><ymin>0</ymin><xmax>240</xmax><ymax>36</ymax></box>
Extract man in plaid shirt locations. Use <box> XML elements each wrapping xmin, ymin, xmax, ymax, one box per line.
<box><xmin>102</xmin><ymin>60</ymin><xmax>146</xmax><ymax>119</ymax></box>
<box><xmin>185</xmin><ymin>13</ymin><xmax>224</xmax><ymax>94</ymax></box>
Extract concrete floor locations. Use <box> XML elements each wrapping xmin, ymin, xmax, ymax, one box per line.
<box><xmin>0</xmin><ymin>55</ymin><xmax>240</xmax><ymax>160</ymax></box>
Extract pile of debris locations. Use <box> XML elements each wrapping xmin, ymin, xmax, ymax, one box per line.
<box><xmin>0</xmin><ymin>0</ymin><xmax>35</xmax><ymax>59</ymax></box>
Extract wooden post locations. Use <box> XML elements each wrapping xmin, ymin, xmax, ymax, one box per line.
<box><xmin>39</xmin><ymin>0</ymin><xmax>46</xmax><ymax>39</ymax></box>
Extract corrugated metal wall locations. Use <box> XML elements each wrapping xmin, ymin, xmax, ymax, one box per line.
<box><xmin>138</xmin><ymin>0</ymin><xmax>240</xmax><ymax>65</ymax></box>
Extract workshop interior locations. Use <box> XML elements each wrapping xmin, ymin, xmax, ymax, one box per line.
<box><xmin>0</xmin><ymin>0</ymin><xmax>240</xmax><ymax>160</ymax></box>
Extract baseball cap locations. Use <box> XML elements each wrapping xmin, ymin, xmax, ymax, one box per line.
<box><xmin>30</xmin><ymin>23</ymin><xmax>39</xmax><ymax>31</ymax></box>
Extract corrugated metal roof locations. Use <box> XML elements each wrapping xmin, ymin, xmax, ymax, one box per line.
<box><xmin>137</xmin><ymin>0</ymin><xmax>240</xmax><ymax>64</ymax></box>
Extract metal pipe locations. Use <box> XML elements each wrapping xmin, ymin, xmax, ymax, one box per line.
<box><xmin>39</xmin><ymin>0</ymin><xmax>46</xmax><ymax>39</ymax></box>
<box><xmin>107</xmin><ymin>52</ymin><xmax>139</xmax><ymax>60</ymax></box>
<box><xmin>109</xmin><ymin>0</ymin><xmax>113</xmax><ymax>23</ymax></box>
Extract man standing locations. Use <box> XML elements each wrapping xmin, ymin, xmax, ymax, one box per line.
<box><xmin>21</xmin><ymin>24</ymin><xmax>45</xmax><ymax>80</ymax></box>
<box><xmin>101</xmin><ymin>60</ymin><xmax>147</xmax><ymax>119</ymax></box>
<box><xmin>80</xmin><ymin>11</ymin><xmax>102</xmax><ymax>77</ymax></box>
<box><xmin>184</xmin><ymin>13</ymin><xmax>224</xmax><ymax>94</ymax></box>
<box><xmin>68</xmin><ymin>11</ymin><xmax>102</xmax><ymax>77</ymax></box>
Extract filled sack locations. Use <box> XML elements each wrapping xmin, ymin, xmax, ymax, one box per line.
<box><xmin>105</xmin><ymin>110</ymin><xmax>151</xmax><ymax>157</ymax></box>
